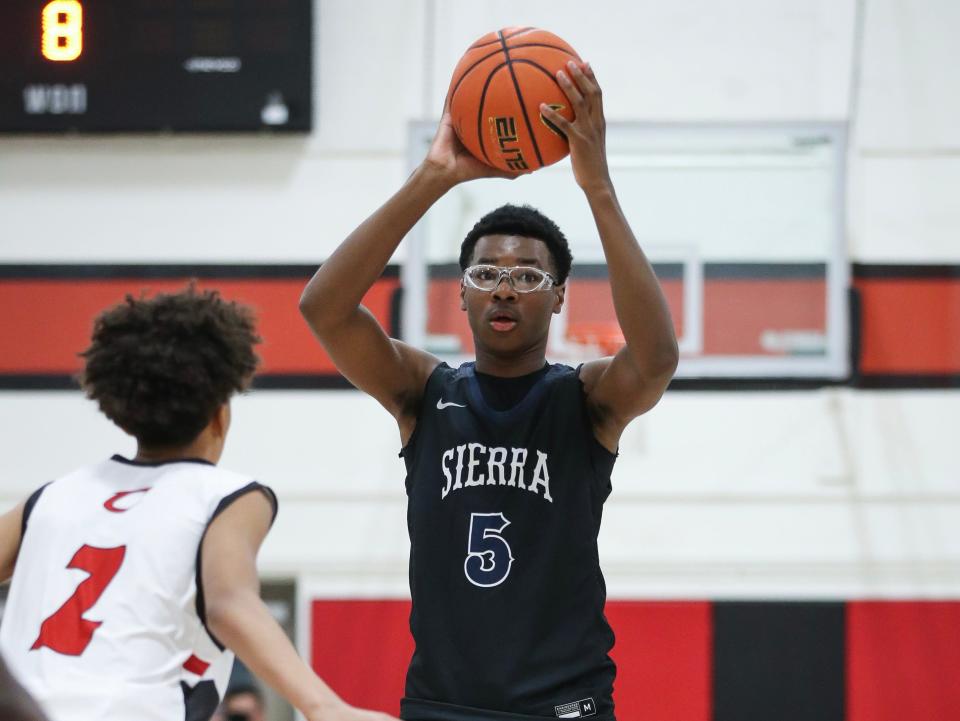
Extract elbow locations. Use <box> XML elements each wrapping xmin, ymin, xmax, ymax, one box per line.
<box><xmin>298</xmin><ymin>286</ymin><xmax>316</xmax><ymax>321</ymax></box>
<box><xmin>298</xmin><ymin>287</ymin><xmax>331</xmax><ymax>337</ymax></box>
<box><xmin>204</xmin><ymin>590</ymin><xmax>248</xmax><ymax>645</ymax></box>
<box><xmin>203</xmin><ymin>596</ymin><xmax>233</xmax><ymax>639</ymax></box>
<box><xmin>660</xmin><ymin>336</ymin><xmax>680</xmax><ymax>376</ymax></box>
<box><xmin>638</xmin><ymin>337</ymin><xmax>679</xmax><ymax>381</ymax></box>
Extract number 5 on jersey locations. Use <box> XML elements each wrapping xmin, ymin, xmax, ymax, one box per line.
<box><xmin>464</xmin><ymin>512</ymin><xmax>514</xmax><ymax>587</ymax></box>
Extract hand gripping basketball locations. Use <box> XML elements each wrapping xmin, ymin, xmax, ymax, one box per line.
<box><xmin>447</xmin><ymin>27</ymin><xmax>583</xmax><ymax>174</ymax></box>
<box><xmin>540</xmin><ymin>61</ymin><xmax>612</xmax><ymax>193</ymax></box>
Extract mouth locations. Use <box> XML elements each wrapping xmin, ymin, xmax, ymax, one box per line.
<box><xmin>488</xmin><ymin>310</ymin><xmax>519</xmax><ymax>332</ymax></box>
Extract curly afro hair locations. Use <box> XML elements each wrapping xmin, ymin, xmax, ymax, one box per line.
<box><xmin>79</xmin><ymin>286</ymin><xmax>261</xmax><ymax>448</ymax></box>
<box><xmin>459</xmin><ymin>204</ymin><xmax>573</xmax><ymax>284</ymax></box>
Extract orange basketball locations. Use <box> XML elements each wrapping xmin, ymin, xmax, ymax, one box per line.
<box><xmin>447</xmin><ymin>27</ymin><xmax>581</xmax><ymax>174</ymax></box>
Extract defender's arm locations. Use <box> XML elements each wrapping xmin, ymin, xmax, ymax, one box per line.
<box><xmin>201</xmin><ymin>490</ymin><xmax>398</xmax><ymax>721</ymax></box>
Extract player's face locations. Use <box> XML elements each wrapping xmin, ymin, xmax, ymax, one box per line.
<box><xmin>461</xmin><ymin>235</ymin><xmax>565</xmax><ymax>358</ymax></box>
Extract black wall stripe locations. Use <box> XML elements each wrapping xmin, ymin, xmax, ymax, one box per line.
<box><xmin>713</xmin><ymin>601</ymin><xmax>846</xmax><ymax>721</ymax></box>
<box><xmin>0</xmin><ymin>264</ymin><xmax>398</xmax><ymax>279</ymax></box>
<box><xmin>852</xmin><ymin>263</ymin><xmax>960</xmax><ymax>279</ymax></box>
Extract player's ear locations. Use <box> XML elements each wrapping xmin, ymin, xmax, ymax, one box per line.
<box><xmin>460</xmin><ymin>280</ymin><xmax>467</xmax><ymax>311</ymax></box>
<box><xmin>552</xmin><ymin>283</ymin><xmax>565</xmax><ymax>314</ymax></box>
<box><xmin>210</xmin><ymin>403</ymin><xmax>231</xmax><ymax>440</ymax></box>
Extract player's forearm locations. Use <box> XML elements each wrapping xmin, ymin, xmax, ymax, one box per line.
<box><xmin>586</xmin><ymin>184</ymin><xmax>679</xmax><ymax>376</ymax></box>
<box><xmin>299</xmin><ymin>164</ymin><xmax>454</xmax><ymax>337</ymax></box>
<box><xmin>206</xmin><ymin>590</ymin><xmax>345</xmax><ymax>720</ymax></box>
<box><xmin>0</xmin><ymin>503</ymin><xmax>25</xmax><ymax>584</ymax></box>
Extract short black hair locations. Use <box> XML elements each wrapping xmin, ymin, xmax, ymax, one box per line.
<box><xmin>459</xmin><ymin>204</ymin><xmax>573</xmax><ymax>284</ymax></box>
<box><xmin>80</xmin><ymin>285</ymin><xmax>260</xmax><ymax>447</ymax></box>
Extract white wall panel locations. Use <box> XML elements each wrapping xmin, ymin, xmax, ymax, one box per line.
<box><xmin>849</xmin><ymin>0</ymin><xmax>960</xmax><ymax>260</ymax></box>
<box><xmin>312</xmin><ymin>0</ymin><xmax>427</xmax><ymax>151</ymax></box>
<box><xmin>0</xmin><ymin>141</ymin><xmax>405</xmax><ymax>262</ymax></box>
<box><xmin>850</xmin><ymin>156</ymin><xmax>960</xmax><ymax>261</ymax></box>
<box><xmin>430</xmin><ymin>0</ymin><xmax>855</xmax><ymax>120</ymax></box>
<box><xmin>856</xmin><ymin>0</ymin><xmax>960</xmax><ymax>149</ymax></box>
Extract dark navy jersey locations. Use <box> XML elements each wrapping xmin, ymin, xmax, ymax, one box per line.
<box><xmin>400</xmin><ymin>362</ymin><xmax>618</xmax><ymax>721</ymax></box>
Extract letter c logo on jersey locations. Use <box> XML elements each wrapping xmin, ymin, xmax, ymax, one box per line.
<box><xmin>103</xmin><ymin>488</ymin><xmax>150</xmax><ymax>513</ymax></box>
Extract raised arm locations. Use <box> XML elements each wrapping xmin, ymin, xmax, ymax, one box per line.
<box><xmin>541</xmin><ymin>63</ymin><xmax>679</xmax><ymax>452</ymax></box>
<box><xmin>201</xmin><ymin>491</ymin><xmax>397</xmax><ymax>721</ymax></box>
<box><xmin>299</xmin><ymin>116</ymin><xmax>510</xmax><ymax>441</ymax></box>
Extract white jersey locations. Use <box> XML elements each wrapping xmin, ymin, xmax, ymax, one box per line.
<box><xmin>0</xmin><ymin>455</ymin><xmax>276</xmax><ymax>721</ymax></box>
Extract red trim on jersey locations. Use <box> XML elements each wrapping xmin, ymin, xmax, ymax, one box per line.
<box><xmin>183</xmin><ymin>654</ymin><xmax>211</xmax><ymax>676</ymax></box>
<box><xmin>103</xmin><ymin>488</ymin><xmax>151</xmax><ymax>513</ymax></box>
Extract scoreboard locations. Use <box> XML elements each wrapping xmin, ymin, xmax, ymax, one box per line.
<box><xmin>0</xmin><ymin>0</ymin><xmax>313</xmax><ymax>132</ymax></box>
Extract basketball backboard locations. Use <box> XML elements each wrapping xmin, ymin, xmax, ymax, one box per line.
<box><xmin>403</xmin><ymin>121</ymin><xmax>848</xmax><ymax>380</ymax></box>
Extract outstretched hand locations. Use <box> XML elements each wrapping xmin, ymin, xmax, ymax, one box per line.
<box><xmin>307</xmin><ymin>700</ymin><xmax>400</xmax><ymax>721</ymax></box>
<box><xmin>540</xmin><ymin>61</ymin><xmax>611</xmax><ymax>194</ymax></box>
<box><xmin>422</xmin><ymin>112</ymin><xmax>515</xmax><ymax>185</ymax></box>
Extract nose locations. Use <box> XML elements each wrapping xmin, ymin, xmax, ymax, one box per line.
<box><xmin>492</xmin><ymin>275</ymin><xmax>517</xmax><ymax>301</ymax></box>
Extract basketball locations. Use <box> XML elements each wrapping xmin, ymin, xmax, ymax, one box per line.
<box><xmin>447</xmin><ymin>27</ymin><xmax>582</xmax><ymax>174</ymax></box>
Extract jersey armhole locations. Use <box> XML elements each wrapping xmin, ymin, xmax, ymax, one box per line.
<box><xmin>399</xmin><ymin>362</ymin><xmax>452</xmax><ymax>461</ymax></box>
<box><xmin>194</xmin><ymin>481</ymin><xmax>278</xmax><ymax>651</ymax></box>
<box><xmin>575</xmin><ymin>365</ymin><xmax>618</xmax><ymax>499</ymax></box>
<box><xmin>20</xmin><ymin>482</ymin><xmax>52</xmax><ymax>541</ymax></box>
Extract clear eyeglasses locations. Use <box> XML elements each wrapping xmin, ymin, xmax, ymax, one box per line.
<box><xmin>463</xmin><ymin>265</ymin><xmax>558</xmax><ymax>293</ymax></box>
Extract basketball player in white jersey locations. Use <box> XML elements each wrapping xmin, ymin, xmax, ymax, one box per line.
<box><xmin>0</xmin><ymin>287</ymin><xmax>396</xmax><ymax>721</ymax></box>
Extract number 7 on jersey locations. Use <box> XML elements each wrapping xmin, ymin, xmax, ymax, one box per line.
<box><xmin>32</xmin><ymin>544</ymin><xmax>126</xmax><ymax>656</ymax></box>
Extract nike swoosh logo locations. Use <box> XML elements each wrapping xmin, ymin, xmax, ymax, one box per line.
<box><xmin>437</xmin><ymin>399</ymin><xmax>467</xmax><ymax>410</ymax></box>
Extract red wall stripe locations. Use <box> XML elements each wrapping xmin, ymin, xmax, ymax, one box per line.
<box><xmin>847</xmin><ymin>601</ymin><xmax>960</xmax><ymax>721</ymax></box>
<box><xmin>311</xmin><ymin>600</ymin><xmax>413</xmax><ymax>717</ymax></box>
<box><xmin>703</xmin><ymin>279</ymin><xmax>826</xmax><ymax>356</ymax></box>
<box><xmin>310</xmin><ymin>599</ymin><xmax>712</xmax><ymax>719</ymax></box>
<box><xmin>3</xmin><ymin>268</ymin><xmax>958</xmax><ymax>380</ymax></box>
<box><xmin>0</xmin><ymin>278</ymin><xmax>397</xmax><ymax>374</ymax></box>
<box><xmin>605</xmin><ymin>601</ymin><xmax>712</xmax><ymax>721</ymax></box>
<box><xmin>855</xmin><ymin>278</ymin><xmax>960</xmax><ymax>374</ymax></box>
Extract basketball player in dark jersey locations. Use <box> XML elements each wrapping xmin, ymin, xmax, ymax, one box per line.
<box><xmin>300</xmin><ymin>62</ymin><xmax>678</xmax><ymax>721</ymax></box>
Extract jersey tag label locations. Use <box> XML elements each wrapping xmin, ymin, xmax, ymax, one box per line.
<box><xmin>554</xmin><ymin>697</ymin><xmax>596</xmax><ymax>718</ymax></box>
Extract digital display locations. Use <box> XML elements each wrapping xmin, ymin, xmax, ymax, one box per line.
<box><xmin>0</xmin><ymin>0</ymin><xmax>313</xmax><ymax>132</ymax></box>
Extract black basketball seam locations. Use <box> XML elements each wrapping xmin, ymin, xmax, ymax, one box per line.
<box><xmin>451</xmin><ymin>44</ymin><xmax>574</xmax><ymax>98</ymax></box>
<box><xmin>510</xmin><ymin>59</ymin><xmax>570</xmax><ymax>140</ymax></box>
<box><xmin>498</xmin><ymin>42</ymin><xmax>580</xmax><ymax>56</ymax></box>
<box><xmin>476</xmin><ymin>62</ymin><xmax>510</xmax><ymax>165</ymax></box>
<box><xmin>497</xmin><ymin>30</ymin><xmax>544</xmax><ymax>168</ymax></box>
<box><xmin>510</xmin><ymin>59</ymin><xmax>567</xmax><ymax>92</ymax></box>
<box><xmin>451</xmin><ymin>44</ymin><xmax>575</xmax><ymax>111</ymax></box>
<box><xmin>469</xmin><ymin>27</ymin><xmax>535</xmax><ymax>50</ymax></box>
<box><xmin>449</xmin><ymin>48</ymin><xmax>504</xmax><ymax>104</ymax></box>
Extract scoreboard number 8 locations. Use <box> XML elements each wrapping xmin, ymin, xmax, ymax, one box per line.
<box><xmin>42</xmin><ymin>0</ymin><xmax>84</xmax><ymax>62</ymax></box>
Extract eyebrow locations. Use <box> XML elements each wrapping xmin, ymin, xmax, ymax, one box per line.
<box><xmin>476</xmin><ymin>257</ymin><xmax>543</xmax><ymax>267</ymax></box>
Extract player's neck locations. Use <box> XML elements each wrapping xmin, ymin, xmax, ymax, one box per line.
<box><xmin>474</xmin><ymin>347</ymin><xmax>548</xmax><ymax>378</ymax></box>
<box><xmin>134</xmin><ymin>436</ymin><xmax>221</xmax><ymax>465</ymax></box>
